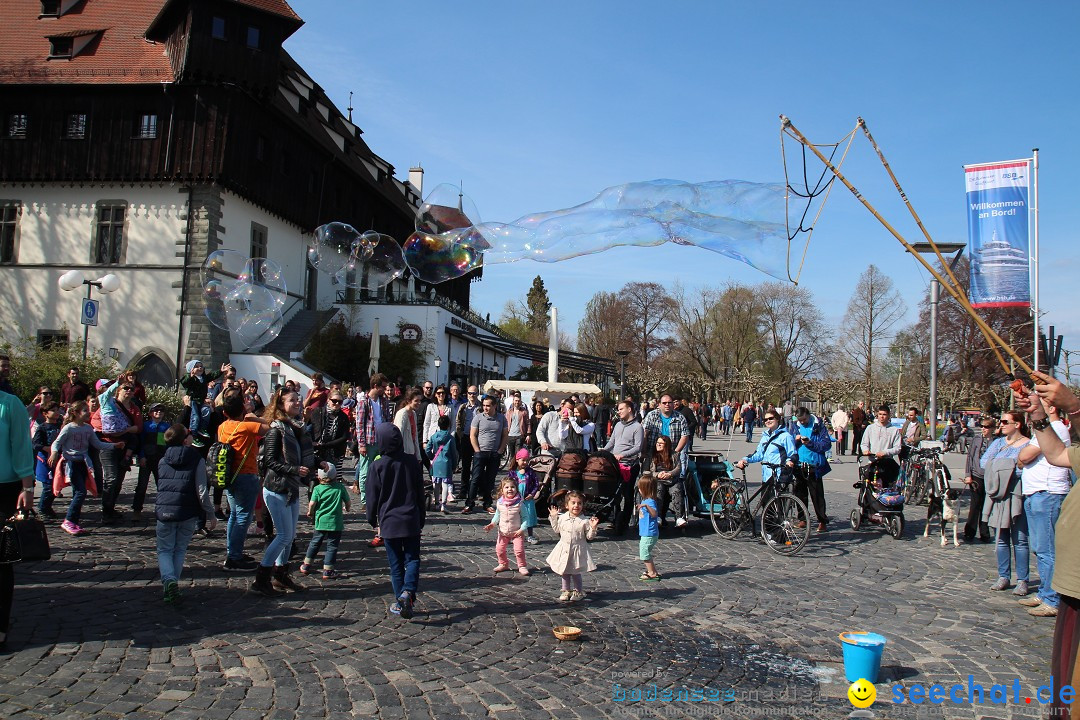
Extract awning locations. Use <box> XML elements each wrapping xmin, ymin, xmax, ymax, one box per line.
<box><xmin>482</xmin><ymin>380</ymin><xmax>602</xmax><ymax>395</ymax></box>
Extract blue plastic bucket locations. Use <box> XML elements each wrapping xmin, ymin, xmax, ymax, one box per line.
<box><xmin>839</xmin><ymin>632</ymin><xmax>887</xmax><ymax>683</ymax></box>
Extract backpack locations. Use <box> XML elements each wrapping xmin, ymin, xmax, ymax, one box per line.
<box><xmin>208</xmin><ymin>424</ymin><xmax>251</xmax><ymax>489</ymax></box>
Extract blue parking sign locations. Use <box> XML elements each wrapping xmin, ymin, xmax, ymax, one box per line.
<box><xmin>81</xmin><ymin>298</ymin><xmax>99</xmax><ymax>326</ymax></box>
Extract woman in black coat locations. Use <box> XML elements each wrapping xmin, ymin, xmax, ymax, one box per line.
<box><xmin>255</xmin><ymin>389</ymin><xmax>322</xmax><ymax>597</ymax></box>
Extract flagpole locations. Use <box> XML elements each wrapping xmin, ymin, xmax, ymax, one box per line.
<box><xmin>1032</xmin><ymin>148</ymin><xmax>1040</xmax><ymax>372</ymax></box>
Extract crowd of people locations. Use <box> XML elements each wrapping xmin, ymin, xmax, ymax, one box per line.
<box><xmin>2</xmin><ymin>353</ymin><xmax>1079</xmax><ymax>716</ymax></box>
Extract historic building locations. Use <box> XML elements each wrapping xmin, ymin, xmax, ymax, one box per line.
<box><xmin>0</xmin><ymin>0</ymin><xmax>480</xmax><ymax>385</ymax></box>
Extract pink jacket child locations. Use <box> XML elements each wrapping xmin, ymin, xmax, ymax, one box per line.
<box><xmin>484</xmin><ymin>480</ymin><xmax>530</xmax><ymax>576</ymax></box>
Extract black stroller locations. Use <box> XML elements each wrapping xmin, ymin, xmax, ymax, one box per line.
<box><xmin>850</xmin><ymin>458</ymin><xmax>906</xmax><ymax>539</ymax></box>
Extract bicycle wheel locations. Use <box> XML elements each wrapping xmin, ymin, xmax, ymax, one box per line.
<box><xmin>709</xmin><ymin>482</ymin><xmax>746</xmax><ymax>539</ymax></box>
<box><xmin>915</xmin><ymin>468</ymin><xmax>931</xmax><ymax>505</ymax></box>
<box><xmin>902</xmin><ymin>465</ymin><xmax>918</xmax><ymax>503</ymax></box>
<box><xmin>761</xmin><ymin>493</ymin><xmax>810</xmax><ymax>555</ymax></box>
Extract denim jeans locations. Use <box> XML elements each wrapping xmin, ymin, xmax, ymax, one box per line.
<box><xmin>383</xmin><ymin>534</ymin><xmax>421</xmax><ymax>600</ymax></box>
<box><xmin>305</xmin><ymin>530</ymin><xmax>342</xmax><ymax>567</ymax></box>
<box><xmin>467</xmin><ymin>451</ymin><xmax>499</xmax><ymax>510</ymax></box>
<box><xmin>65</xmin><ymin>460</ymin><xmax>89</xmax><ymax>525</ymax></box>
<box><xmin>156</xmin><ymin>517</ymin><xmax>199</xmax><ymax>584</ymax></box>
<box><xmin>996</xmin><ymin>512</ymin><xmax>1029</xmax><ymax>582</ymax></box>
<box><xmin>746</xmin><ymin>425</ymin><xmax>754</xmax><ymax>443</ymax></box>
<box><xmin>225</xmin><ymin>473</ymin><xmax>259</xmax><ymax>561</ymax></box>
<box><xmin>188</xmin><ymin>401</ymin><xmax>210</xmax><ymax>435</ymax></box>
<box><xmin>262</xmin><ymin>488</ymin><xmax>299</xmax><ymax>567</ymax></box>
<box><xmin>98</xmin><ymin>444</ymin><xmax>127</xmax><ymax>515</ymax></box>
<box><xmin>1025</xmin><ymin>491</ymin><xmax>1065</xmax><ymax>607</ymax></box>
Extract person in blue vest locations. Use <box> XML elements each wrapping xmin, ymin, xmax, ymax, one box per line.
<box><xmin>786</xmin><ymin>407</ymin><xmax>832</xmax><ymax>533</ymax></box>
<box><xmin>155</xmin><ymin>424</ymin><xmax>216</xmax><ymax>604</ymax></box>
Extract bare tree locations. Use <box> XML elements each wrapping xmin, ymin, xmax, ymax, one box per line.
<box><xmin>577</xmin><ymin>290</ymin><xmax>635</xmax><ymax>360</ymax></box>
<box><xmin>838</xmin><ymin>264</ymin><xmax>907</xmax><ymax>404</ymax></box>
<box><xmin>623</xmin><ymin>282</ymin><xmax>675</xmax><ymax>371</ymax></box>
<box><xmin>757</xmin><ymin>282</ymin><xmax>828</xmax><ymax>400</ymax></box>
<box><xmin>667</xmin><ymin>282</ymin><xmax>761</xmax><ymax>389</ymax></box>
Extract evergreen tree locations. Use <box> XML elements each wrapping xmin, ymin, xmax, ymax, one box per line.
<box><xmin>525</xmin><ymin>276</ymin><xmax>551</xmax><ymax>334</ymax></box>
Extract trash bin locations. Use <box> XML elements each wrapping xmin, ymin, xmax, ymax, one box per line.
<box><xmin>839</xmin><ymin>631</ymin><xmax>887</xmax><ymax>683</ymax></box>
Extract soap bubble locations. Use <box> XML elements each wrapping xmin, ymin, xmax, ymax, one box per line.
<box><xmin>336</xmin><ymin>233</ymin><xmax>408</xmax><ymax>290</ymax></box>
<box><xmin>240</xmin><ymin>258</ymin><xmax>288</xmax><ymax>308</ymax></box>
<box><xmin>223</xmin><ymin>283</ymin><xmax>283</xmax><ymax>350</ymax></box>
<box><xmin>308</xmin><ymin>222</ymin><xmax>359</xmax><ymax>275</ymax></box>
<box><xmin>200</xmin><ymin>249</ymin><xmax>287</xmax><ymax>348</ymax></box>
<box><xmin>416</xmin><ymin>183</ymin><xmax>481</xmax><ymax>234</ymax></box>
<box><xmin>400</xmin><ymin>179</ymin><xmax>792</xmax><ymax>283</ymax></box>
<box><xmin>402</xmin><ymin>227</ymin><xmax>487</xmax><ymax>284</ymax></box>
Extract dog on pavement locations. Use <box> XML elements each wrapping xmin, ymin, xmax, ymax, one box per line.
<box><xmin>924</xmin><ymin>487</ymin><xmax>961</xmax><ymax>547</ymax></box>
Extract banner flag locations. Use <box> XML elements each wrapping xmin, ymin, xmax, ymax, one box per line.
<box><xmin>964</xmin><ymin>160</ymin><xmax>1031</xmax><ymax>308</ymax></box>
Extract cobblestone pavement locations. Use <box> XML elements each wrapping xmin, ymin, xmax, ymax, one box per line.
<box><xmin>0</xmin><ymin>432</ymin><xmax>1056</xmax><ymax>719</ymax></box>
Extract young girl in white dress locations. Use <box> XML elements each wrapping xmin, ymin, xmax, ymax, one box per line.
<box><xmin>546</xmin><ymin>490</ymin><xmax>599</xmax><ymax>601</ymax></box>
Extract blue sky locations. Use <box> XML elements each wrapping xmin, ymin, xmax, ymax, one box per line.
<box><xmin>286</xmin><ymin>1</ymin><xmax>1079</xmax><ymax>367</ymax></box>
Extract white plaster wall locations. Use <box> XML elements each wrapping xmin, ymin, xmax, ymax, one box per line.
<box><xmin>0</xmin><ymin>183</ymin><xmax>187</xmax><ymax>371</ymax></box>
<box><xmin>229</xmin><ymin>352</ymin><xmax>314</xmax><ymax>402</ymax></box>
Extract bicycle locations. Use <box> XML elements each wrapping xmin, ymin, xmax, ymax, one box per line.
<box><xmin>708</xmin><ymin>462</ymin><xmax>811</xmax><ymax>555</ymax></box>
<box><xmin>902</xmin><ymin>446</ymin><xmax>944</xmax><ymax>506</ymax></box>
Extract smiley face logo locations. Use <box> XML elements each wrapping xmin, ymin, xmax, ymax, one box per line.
<box><xmin>848</xmin><ymin>678</ymin><xmax>876</xmax><ymax>708</ymax></box>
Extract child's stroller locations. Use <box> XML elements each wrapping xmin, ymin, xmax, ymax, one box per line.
<box><xmin>850</xmin><ymin>457</ymin><xmax>905</xmax><ymax>539</ymax></box>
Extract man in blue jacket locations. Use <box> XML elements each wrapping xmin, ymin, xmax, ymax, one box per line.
<box><xmin>787</xmin><ymin>407</ymin><xmax>832</xmax><ymax>532</ymax></box>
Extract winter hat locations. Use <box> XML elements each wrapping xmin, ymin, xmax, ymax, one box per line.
<box><xmin>317</xmin><ymin>464</ymin><xmax>337</xmax><ymax>480</ymax></box>
<box><xmin>515</xmin><ymin>448</ymin><xmax>531</xmax><ymax>461</ymax></box>
<box><xmin>185</xmin><ymin>359</ymin><xmax>200</xmax><ymax>374</ymax></box>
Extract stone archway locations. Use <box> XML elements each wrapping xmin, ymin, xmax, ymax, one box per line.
<box><xmin>129</xmin><ymin>348</ymin><xmax>175</xmax><ymax>388</ymax></box>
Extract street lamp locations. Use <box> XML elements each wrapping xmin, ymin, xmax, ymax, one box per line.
<box><xmin>492</xmin><ymin>360</ymin><xmax>500</xmax><ymax>379</ymax></box>
<box><xmin>616</xmin><ymin>350</ymin><xmax>630</xmax><ymax>398</ymax></box>
<box><xmin>908</xmin><ymin>242</ymin><xmax>965</xmax><ymax>437</ymax></box>
<box><xmin>434</xmin><ymin>355</ymin><xmax>442</xmax><ymax>387</ymax></box>
<box><xmin>58</xmin><ymin>270</ymin><xmax>121</xmax><ymax>360</ymax></box>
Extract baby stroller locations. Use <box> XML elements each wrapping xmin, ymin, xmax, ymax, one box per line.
<box><xmin>530</xmin><ymin>454</ymin><xmax>557</xmax><ymax>518</ymax></box>
<box><xmin>850</xmin><ymin>457</ymin><xmax>905</xmax><ymax>539</ymax></box>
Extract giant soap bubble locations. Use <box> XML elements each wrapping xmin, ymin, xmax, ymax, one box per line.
<box><xmin>402</xmin><ymin>179</ymin><xmax>792</xmax><ymax>283</ymax></box>
<box><xmin>200</xmin><ymin>248</ymin><xmax>288</xmax><ymax>350</ymax></box>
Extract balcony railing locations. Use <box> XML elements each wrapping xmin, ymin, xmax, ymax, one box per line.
<box><xmin>334</xmin><ymin>290</ymin><xmax>511</xmax><ymax>341</ymax></box>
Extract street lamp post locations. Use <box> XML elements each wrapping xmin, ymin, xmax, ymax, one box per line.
<box><xmin>908</xmin><ymin>242</ymin><xmax>964</xmax><ymax>438</ymax></box>
<box><xmin>616</xmin><ymin>350</ymin><xmax>630</xmax><ymax>398</ymax></box>
<box><xmin>58</xmin><ymin>270</ymin><xmax>121</xmax><ymax>360</ymax></box>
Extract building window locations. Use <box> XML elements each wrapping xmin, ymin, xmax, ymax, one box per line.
<box><xmin>255</xmin><ymin>135</ymin><xmax>266</xmax><ymax>162</ymax></box>
<box><xmin>64</xmin><ymin>113</ymin><xmax>87</xmax><ymax>139</ymax></box>
<box><xmin>6</xmin><ymin>114</ymin><xmax>28</xmax><ymax>139</ymax></box>
<box><xmin>40</xmin><ymin>0</ymin><xmax>60</xmax><ymax>16</ymax></box>
<box><xmin>94</xmin><ymin>203</ymin><xmax>126</xmax><ymax>265</ymax></box>
<box><xmin>211</xmin><ymin>16</ymin><xmax>227</xmax><ymax>40</ymax></box>
<box><xmin>250</xmin><ymin>222</ymin><xmax>268</xmax><ymax>266</ymax></box>
<box><xmin>49</xmin><ymin>37</ymin><xmax>74</xmax><ymax>58</ymax></box>
<box><xmin>37</xmin><ymin>330</ymin><xmax>69</xmax><ymax>349</ymax></box>
<box><xmin>134</xmin><ymin>114</ymin><xmax>157</xmax><ymax>139</ymax></box>
<box><xmin>0</xmin><ymin>202</ymin><xmax>19</xmax><ymax>264</ymax></box>
<box><xmin>246</xmin><ymin>26</ymin><xmax>260</xmax><ymax>49</ymax></box>
<box><xmin>280</xmin><ymin>150</ymin><xmax>291</xmax><ymax>177</ymax></box>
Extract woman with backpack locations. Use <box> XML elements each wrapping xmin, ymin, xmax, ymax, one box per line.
<box><xmin>255</xmin><ymin>389</ymin><xmax>324</xmax><ymax>597</ymax></box>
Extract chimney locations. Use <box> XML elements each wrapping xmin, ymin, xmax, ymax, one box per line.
<box><xmin>408</xmin><ymin>166</ymin><xmax>424</xmax><ymax>197</ymax></box>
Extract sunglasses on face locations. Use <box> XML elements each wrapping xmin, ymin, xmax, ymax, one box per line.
<box><xmin>120</xmin><ymin>386</ymin><xmax>134</xmax><ymax>391</ymax></box>
<box><xmin>435</xmin><ymin>390</ymin><xmax>445</xmax><ymax>395</ymax></box>
<box><xmin>468</xmin><ymin>391</ymin><xmax>477</xmax><ymax>395</ymax></box>
<box><xmin>1000</xmin><ymin>420</ymin><xmax>1015</xmax><ymax>426</ymax></box>
<box><xmin>981</xmin><ymin>424</ymin><xmax>996</xmax><ymax>429</ymax></box>
<box><xmin>329</xmin><ymin>398</ymin><xmax>342</xmax><ymax>404</ymax></box>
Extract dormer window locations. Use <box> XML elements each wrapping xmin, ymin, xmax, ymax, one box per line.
<box><xmin>135</xmin><ymin>114</ymin><xmax>158</xmax><ymax>139</ymax></box>
<box><xmin>49</xmin><ymin>37</ymin><xmax>73</xmax><ymax>58</ymax></box>
<box><xmin>65</xmin><ymin>114</ymin><xmax>87</xmax><ymax>140</ymax></box>
<box><xmin>6</xmin><ymin>115</ymin><xmax>28</xmax><ymax>139</ymax></box>
<box><xmin>40</xmin><ymin>0</ymin><xmax>60</xmax><ymax>16</ymax></box>
<box><xmin>212</xmin><ymin>16</ymin><xmax>226</xmax><ymax>40</ymax></box>
<box><xmin>246</xmin><ymin>26</ymin><xmax>260</xmax><ymax>50</ymax></box>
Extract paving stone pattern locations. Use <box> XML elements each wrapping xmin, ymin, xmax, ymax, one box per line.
<box><xmin>0</xmin><ymin>434</ymin><xmax>1054</xmax><ymax>719</ymax></box>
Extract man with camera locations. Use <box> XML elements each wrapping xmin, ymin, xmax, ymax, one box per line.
<box><xmin>786</xmin><ymin>407</ymin><xmax>832</xmax><ymax>532</ymax></box>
